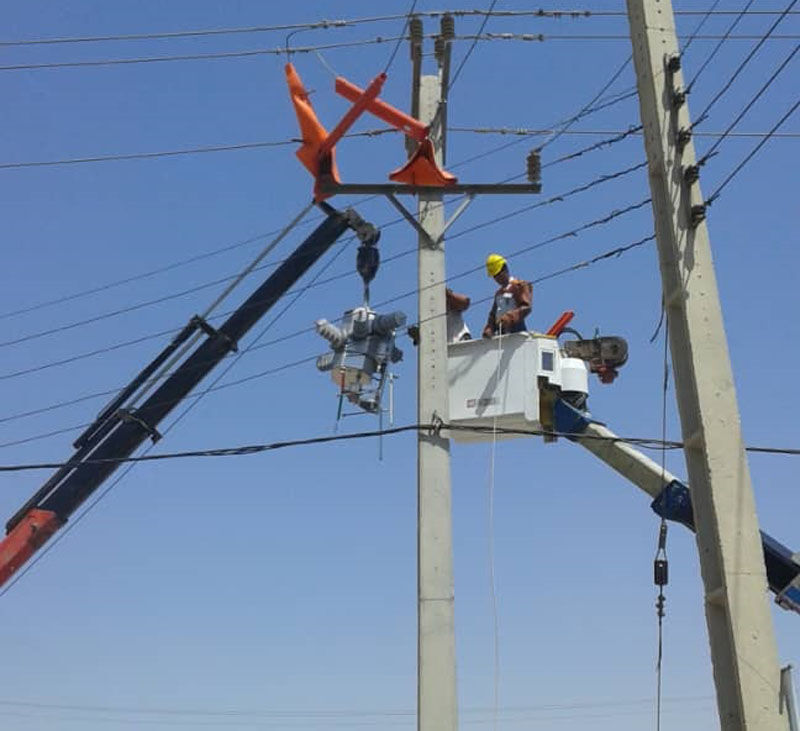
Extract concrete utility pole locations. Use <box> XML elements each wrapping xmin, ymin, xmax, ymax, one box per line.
<box><xmin>413</xmin><ymin>23</ymin><xmax>458</xmax><ymax>731</ymax></box>
<box><xmin>626</xmin><ymin>2</ymin><xmax>786</xmax><ymax>729</ymax></box>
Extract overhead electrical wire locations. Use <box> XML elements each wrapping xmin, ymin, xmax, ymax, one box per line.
<box><xmin>692</xmin><ymin>0</ymin><xmax>798</xmax><ymax>128</ymax></box>
<box><xmin>1</xmin><ymin>9</ymin><xmax>797</xmax><ymax>48</ymax></box>
<box><xmin>450</xmin><ymin>126</ymin><xmax>800</xmax><ymax>139</ymax></box>
<box><xmin>447</xmin><ymin>0</ymin><xmax>499</xmax><ymax>91</ymax></box>
<box><xmin>4</xmin><ymin>125</ymin><xmax>796</xmax><ymax>174</ymax></box>
<box><xmin>679</xmin><ymin>0</ymin><xmax>723</xmax><ymax>58</ymax></box>
<box><xmin>0</xmin><ymin>219</ymin><xmax>657</xmax><ymax>447</ymax></box>
<box><xmin>0</xmin><ymin>694</ymin><xmax>714</xmax><ymax>719</ymax></box>
<box><xmin>0</xmin><ymin>78</ymin><xmax>647</xmax><ymax>326</ymax></box>
<box><xmin>0</xmin><ymin>155</ymin><xmax>648</xmax><ymax>379</ymax></box>
<box><xmin>0</xmin><ymin>421</ymin><xmax>797</xmax><ymax>473</ymax></box>
<box><xmin>706</xmin><ymin>95</ymin><xmax>800</xmax><ymax>207</ymax></box>
<box><xmin>685</xmin><ymin>0</ymin><xmax>753</xmax><ymax>92</ymax></box>
<box><xmin>382</xmin><ymin>0</ymin><xmax>419</xmax><ymax>73</ymax></box>
<box><xmin>0</xmin><ymin>128</ymin><xmax>395</xmax><ymax>170</ymax></box>
<box><xmin>696</xmin><ymin>42</ymin><xmax>799</xmax><ymax>166</ymax></box>
<box><xmin>0</xmin><ymin>244</ymin><xmax>351</xmax><ymax>589</ymax></box>
<box><xmin>2</xmin><ymin>33</ymin><xmax>795</xmax><ymax>73</ymax></box>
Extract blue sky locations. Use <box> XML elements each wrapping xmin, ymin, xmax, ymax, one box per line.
<box><xmin>0</xmin><ymin>1</ymin><xmax>798</xmax><ymax>729</ymax></box>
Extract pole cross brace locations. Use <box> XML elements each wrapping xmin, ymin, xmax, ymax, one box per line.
<box><xmin>384</xmin><ymin>193</ymin><xmax>475</xmax><ymax>248</ymax></box>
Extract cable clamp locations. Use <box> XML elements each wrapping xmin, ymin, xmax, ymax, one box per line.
<box><xmin>428</xmin><ymin>412</ymin><xmax>445</xmax><ymax>437</ymax></box>
<box><xmin>666</xmin><ymin>55</ymin><xmax>681</xmax><ymax>74</ymax></box>
<box><xmin>690</xmin><ymin>204</ymin><xmax>707</xmax><ymax>228</ymax></box>
<box><xmin>676</xmin><ymin>127</ymin><xmax>692</xmax><ymax>153</ymax></box>
<box><xmin>190</xmin><ymin>315</ymin><xmax>238</xmax><ymax>353</ymax></box>
<box><xmin>671</xmin><ymin>88</ymin><xmax>687</xmax><ymax>109</ymax></box>
<box><xmin>116</xmin><ymin>408</ymin><xmax>162</xmax><ymax>443</ymax></box>
<box><xmin>683</xmin><ymin>164</ymin><xmax>700</xmax><ymax>186</ymax></box>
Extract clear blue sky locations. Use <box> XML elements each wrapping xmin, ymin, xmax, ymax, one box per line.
<box><xmin>0</xmin><ymin>2</ymin><xmax>797</xmax><ymax>729</ymax></box>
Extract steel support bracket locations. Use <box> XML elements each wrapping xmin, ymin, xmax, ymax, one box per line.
<box><xmin>385</xmin><ymin>192</ymin><xmax>475</xmax><ymax>248</ymax></box>
<box><xmin>190</xmin><ymin>315</ymin><xmax>238</xmax><ymax>353</ymax></box>
<box><xmin>116</xmin><ymin>408</ymin><xmax>162</xmax><ymax>444</ymax></box>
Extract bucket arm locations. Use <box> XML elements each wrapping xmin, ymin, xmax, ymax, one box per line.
<box><xmin>0</xmin><ymin>203</ymin><xmax>379</xmax><ymax>589</ymax></box>
<box><xmin>554</xmin><ymin>399</ymin><xmax>800</xmax><ymax>615</ymax></box>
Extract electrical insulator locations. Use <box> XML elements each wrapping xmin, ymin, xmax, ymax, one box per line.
<box><xmin>526</xmin><ymin>149</ymin><xmax>541</xmax><ymax>184</ymax></box>
<box><xmin>440</xmin><ymin>13</ymin><xmax>455</xmax><ymax>40</ymax></box>
<box><xmin>434</xmin><ymin>36</ymin><xmax>445</xmax><ymax>63</ymax></box>
<box><xmin>315</xmin><ymin>319</ymin><xmax>346</xmax><ymax>349</ymax></box>
<box><xmin>409</xmin><ymin>16</ymin><xmax>423</xmax><ymax>44</ymax></box>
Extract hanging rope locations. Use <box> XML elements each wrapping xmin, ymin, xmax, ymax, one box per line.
<box><xmin>487</xmin><ymin>328</ymin><xmax>504</xmax><ymax>731</ymax></box>
<box><xmin>654</xmin><ymin>314</ymin><xmax>671</xmax><ymax>731</ymax></box>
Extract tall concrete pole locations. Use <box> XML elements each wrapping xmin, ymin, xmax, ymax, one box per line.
<box><xmin>626</xmin><ymin>2</ymin><xmax>786</xmax><ymax>729</ymax></box>
<box><xmin>415</xmin><ymin>36</ymin><xmax>458</xmax><ymax>731</ymax></box>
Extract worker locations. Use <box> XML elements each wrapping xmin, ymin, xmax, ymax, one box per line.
<box><xmin>482</xmin><ymin>254</ymin><xmax>532</xmax><ymax>338</ymax></box>
<box><xmin>446</xmin><ymin>288</ymin><xmax>472</xmax><ymax>343</ymax></box>
<box><xmin>407</xmin><ymin>288</ymin><xmax>472</xmax><ymax>346</ymax></box>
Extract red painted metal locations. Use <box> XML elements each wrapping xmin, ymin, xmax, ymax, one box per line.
<box><xmin>0</xmin><ymin>509</ymin><xmax>62</xmax><ymax>587</ymax></box>
<box><xmin>545</xmin><ymin>310</ymin><xmax>575</xmax><ymax>337</ymax></box>
<box><xmin>335</xmin><ymin>77</ymin><xmax>429</xmax><ymax>141</ymax></box>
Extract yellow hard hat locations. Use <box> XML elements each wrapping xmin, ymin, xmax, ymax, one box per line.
<box><xmin>485</xmin><ymin>253</ymin><xmax>506</xmax><ymax>277</ymax></box>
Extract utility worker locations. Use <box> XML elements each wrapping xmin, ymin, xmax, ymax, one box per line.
<box><xmin>408</xmin><ymin>288</ymin><xmax>472</xmax><ymax>346</ymax></box>
<box><xmin>446</xmin><ymin>288</ymin><xmax>472</xmax><ymax>343</ymax></box>
<box><xmin>482</xmin><ymin>254</ymin><xmax>532</xmax><ymax>338</ymax></box>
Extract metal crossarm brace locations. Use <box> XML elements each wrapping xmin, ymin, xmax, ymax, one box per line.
<box><xmin>385</xmin><ymin>193</ymin><xmax>475</xmax><ymax>248</ymax></box>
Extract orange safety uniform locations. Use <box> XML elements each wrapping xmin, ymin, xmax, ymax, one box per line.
<box><xmin>483</xmin><ymin>278</ymin><xmax>532</xmax><ymax>336</ymax></box>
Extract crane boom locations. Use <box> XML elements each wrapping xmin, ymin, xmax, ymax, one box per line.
<box><xmin>0</xmin><ymin>203</ymin><xmax>379</xmax><ymax>588</ymax></box>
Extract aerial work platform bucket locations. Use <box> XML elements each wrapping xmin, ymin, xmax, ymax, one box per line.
<box><xmin>447</xmin><ymin>332</ymin><xmax>589</xmax><ymax>443</ymax></box>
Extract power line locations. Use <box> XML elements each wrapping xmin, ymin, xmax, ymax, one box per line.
<box><xmin>679</xmin><ymin>0</ymin><xmax>722</xmax><ymax>58</ymax></box>
<box><xmin>706</xmin><ymin>95</ymin><xmax>800</xmax><ymax>206</ymax></box>
<box><xmin>0</xmin><ymin>129</ymin><xmax>395</xmax><ymax>170</ymax></box>
<box><xmin>692</xmin><ymin>0</ymin><xmax>798</xmax><ymax>128</ymax></box>
<box><xmin>4</xmin><ymin>125</ymin><xmax>797</xmax><ymax>172</ymax></box>
<box><xmin>545</xmin><ymin>56</ymin><xmax>633</xmax><ymax>150</ymax></box>
<box><xmin>1</xmin><ymin>421</ymin><xmax>796</xmax><ymax>472</ymax></box>
<box><xmin>0</xmin><ymin>35</ymin><xmax>410</xmax><ymax>72</ymax></box>
<box><xmin>0</xmin><ymin>222</ymin><xmax>658</xmax><ymax>447</ymax></box>
<box><xmin>382</xmin><ymin>0</ymin><xmax>418</xmax><ymax>73</ymax></box>
<box><xmin>2</xmin><ymin>9</ymin><xmax>797</xmax><ymax>48</ymax></box>
<box><xmin>451</xmin><ymin>126</ymin><xmax>800</xmax><ymax>139</ymax></box>
<box><xmin>0</xmin><ymin>121</ymin><xmax>646</xmax><ymax>363</ymax></box>
<box><xmin>685</xmin><ymin>0</ymin><xmax>753</xmax><ymax>92</ymax></box>
<box><xmin>4</xmin><ymin>33</ymin><xmax>795</xmax><ymax>73</ymax></box>
<box><xmin>448</xmin><ymin>0</ymin><xmax>499</xmax><ymax>91</ymax></box>
<box><xmin>0</xmin><ymin>155</ymin><xmax>646</xmax><ymax>391</ymax></box>
<box><xmin>0</xmin><ymin>67</ymin><xmax>645</xmax><ymax>335</ymax></box>
<box><xmin>0</xmin><ymin>156</ymin><xmax>646</xmax><ymax>378</ymax></box>
<box><xmin>697</xmin><ymin>42</ymin><xmax>799</xmax><ymax>165</ymax></box>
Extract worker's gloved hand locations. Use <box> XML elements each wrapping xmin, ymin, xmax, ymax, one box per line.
<box><xmin>482</xmin><ymin>326</ymin><xmax>494</xmax><ymax>339</ymax></box>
